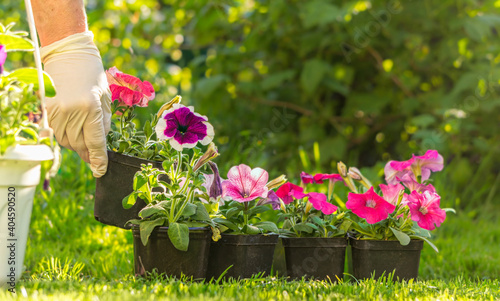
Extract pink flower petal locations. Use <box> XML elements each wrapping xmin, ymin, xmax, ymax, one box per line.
<box><xmin>222</xmin><ymin>164</ymin><xmax>269</xmax><ymax>203</ymax></box>
<box><xmin>346</xmin><ymin>187</ymin><xmax>396</xmax><ymax>224</ymax></box>
<box><xmin>276</xmin><ymin>183</ymin><xmax>307</xmax><ymax>204</ymax></box>
<box><xmin>308</xmin><ymin>192</ymin><xmax>337</xmax><ymax>215</ymax></box>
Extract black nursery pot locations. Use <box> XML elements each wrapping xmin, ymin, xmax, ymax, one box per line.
<box><xmin>282</xmin><ymin>237</ymin><xmax>347</xmax><ymax>281</ymax></box>
<box><xmin>350</xmin><ymin>238</ymin><xmax>424</xmax><ymax>281</ymax></box>
<box><xmin>132</xmin><ymin>226</ymin><xmax>212</xmax><ymax>279</ymax></box>
<box><xmin>94</xmin><ymin>151</ymin><xmax>162</xmax><ymax>229</ymax></box>
<box><xmin>206</xmin><ymin>234</ymin><xmax>279</xmax><ymax>279</ymax></box>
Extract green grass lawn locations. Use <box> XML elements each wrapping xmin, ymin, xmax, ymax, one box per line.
<box><xmin>1</xmin><ymin>150</ymin><xmax>499</xmax><ymax>300</ymax></box>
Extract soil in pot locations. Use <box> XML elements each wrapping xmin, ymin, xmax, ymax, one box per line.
<box><xmin>133</xmin><ymin>226</ymin><xmax>211</xmax><ymax>279</ymax></box>
<box><xmin>350</xmin><ymin>238</ymin><xmax>424</xmax><ymax>281</ymax></box>
<box><xmin>282</xmin><ymin>237</ymin><xmax>347</xmax><ymax>281</ymax></box>
<box><xmin>206</xmin><ymin>234</ymin><xmax>279</xmax><ymax>280</ymax></box>
<box><xmin>94</xmin><ymin>151</ymin><xmax>163</xmax><ymax>229</ymax></box>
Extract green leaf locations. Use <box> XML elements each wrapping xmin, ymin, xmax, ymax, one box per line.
<box><xmin>181</xmin><ymin>203</ymin><xmax>197</xmax><ymax>217</ymax></box>
<box><xmin>122</xmin><ymin>193</ymin><xmax>138</xmax><ymax>209</ymax></box>
<box><xmin>139</xmin><ymin>218</ymin><xmax>167</xmax><ymax>246</ymax></box>
<box><xmin>411</xmin><ymin>235</ymin><xmax>439</xmax><ymax>253</ymax></box>
<box><xmin>443</xmin><ymin>208</ymin><xmax>456</xmax><ymax>214</ymax></box>
<box><xmin>213</xmin><ymin>218</ymin><xmax>239</xmax><ymax>231</ymax></box>
<box><xmin>390</xmin><ymin>227</ymin><xmax>411</xmax><ymax>246</ymax></box>
<box><xmin>0</xmin><ymin>33</ymin><xmax>33</xmax><ymax>52</ymax></box>
<box><xmin>247</xmin><ymin>205</ymin><xmax>270</xmax><ymax>217</ymax></box>
<box><xmin>168</xmin><ymin>222</ymin><xmax>190</xmax><ymax>251</ymax></box>
<box><xmin>254</xmin><ymin>221</ymin><xmax>279</xmax><ymax>233</ymax></box>
<box><xmin>226</xmin><ymin>207</ymin><xmax>242</xmax><ymax>219</ymax></box>
<box><xmin>139</xmin><ymin>204</ymin><xmax>166</xmax><ymax>219</ymax></box>
<box><xmin>192</xmin><ymin>203</ymin><xmax>211</xmax><ymax>221</ymax></box>
<box><xmin>293</xmin><ymin>223</ymin><xmax>314</xmax><ymax>234</ymax></box>
<box><xmin>311</xmin><ymin>215</ymin><xmax>325</xmax><ymax>227</ymax></box>
<box><xmin>242</xmin><ymin>224</ymin><xmax>261</xmax><ymax>235</ymax></box>
<box><xmin>300</xmin><ymin>59</ymin><xmax>328</xmax><ymax>95</ymax></box>
<box><xmin>6</xmin><ymin>68</ymin><xmax>56</xmax><ymax>97</ymax></box>
<box><xmin>133</xmin><ymin>173</ymin><xmax>149</xmax><ymax>191</ymax></box>
<box><xmin>144</xmin><ymin>120</ymin><xmax>153</xmax><ymax>139</ymax></box>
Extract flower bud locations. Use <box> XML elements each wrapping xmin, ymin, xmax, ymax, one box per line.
<box><xmin>156</xmin><ymin>95</ymin><xmax>182</xmax><ymax>118</ymax></box>
<box><xmin>193</xmin><ymin>142</ymin><xmax>219</xmax><ymax>171</ymax></box>
<box><xmin>207</xmin><ymin>162</ymin><xmax>223</xmax><ymax>199</ymax></box>
<box><xmin>347</xmin><ymin>168</ymin><xmax>362</xmax><ymax>181</ymax></box>
<box><xmin>337</xmin><ymin>161</ymin><xmax>348</xmax><ymax>177</ymax></box>
<box><xmin>305</xmin><ymin>200</ymin><xmax>313</xmax><ymax>214</ymax></box>
<box><xmin>266</xmin><ymin>174</ymin><xmax>287</xmax><ymax>190</ymax></box>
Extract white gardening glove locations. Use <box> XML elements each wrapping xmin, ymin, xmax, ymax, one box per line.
<box><xmin>41</xmin><ymin>31</ymin><xmax>111</xmax><ymax>178</ymax></box>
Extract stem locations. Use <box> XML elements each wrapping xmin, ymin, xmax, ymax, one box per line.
<box><xmin>172</xmin><ymin>188</ymin><xmax>194</xmax><ymax>223</ymax></box>
<box><xmin>174</xmin><ymin>151</ymin><xmax>183</xmax><ymax>180</ymax></box>
<box><xmin>243</xmin><ymin>202</ymin><xmax>249</xmax><ymax>228</ymax></box>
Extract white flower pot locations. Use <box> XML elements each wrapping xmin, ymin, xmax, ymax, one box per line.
<box><xmin>0</xmin><ymin>145</ymin><xmax>53</xmax><ymax>287</ymax></box>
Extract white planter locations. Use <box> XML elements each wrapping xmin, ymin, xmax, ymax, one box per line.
<box><xmin>0</xmin><ymin>144</ymin><xmax>53</xmax><ymax>287</ymax></box>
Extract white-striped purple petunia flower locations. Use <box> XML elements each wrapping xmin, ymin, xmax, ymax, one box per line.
<box><xmin>155</xmin><ymin>103</ymin><xmax>214</xmax><ymax>151</ymax></box>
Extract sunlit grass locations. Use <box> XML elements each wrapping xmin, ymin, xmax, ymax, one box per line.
<box><xmin>2</xmin><ymin>149</ymin><xmax>498</xmax><ymax>300</ymax></box>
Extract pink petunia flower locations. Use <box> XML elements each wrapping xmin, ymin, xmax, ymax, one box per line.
<box><xmin>307</xmin><ymin>192</ymin><xmax>337</xmax><ymax>215</ymax></box>
<box><xmin>379</xmin><ymin>183</ymin><xmax>406</xmax><ymax>206</ymax></box>
<box><xmin>384</xmin><ymin>158</ymin><xmax>414</xmax><ymax>185</ymax></box>
<box><xmin>300</xmin><ymin>172</ymin><xmax>344</xmax><ymax>185</ymax></box>
<box><xmin>0</xmin><ymin>45</ymin><xmax>7</xmax><ymax>74</ymax></box>
<box><xmin>398</xmin><ymin>173</ymin><xmax>436</xmax><ymax>194</ymax></box>
<box><xmin>407</xmin><ymin>190</ymin><xmax>446</xmax><ymax>231</ymax></box>
<box><xmin>275</xmin><ymin>183</ymin><xmax>307</xmax><ymax>205</ymax></box>
<box><xmin>412</xmin><ymin>150</ymin><xmax>444</xmax><ymax>181</ymax></box>
<box><xmin>385</xmin><ymin>150</ymin><xmax>444</xmax><ymax>184</ymax></box>
<box><xmin>346</xmin><ymin>187</ymin><xmax>396</xmax><ymax>224</ymax></box>
<box><xmin>106</xmin><ymin>66</ymin><xmax>155</xmax><ymax>107</ymax></box>
<box><xmin>221</xmin><ymin>164</ymin><xmax>269</xmax><ymax>203</ymax></box>
<box><xmin>155</xmin><ymin>104</ymin><xmax>215</xmax><ymax>151</ymax></box>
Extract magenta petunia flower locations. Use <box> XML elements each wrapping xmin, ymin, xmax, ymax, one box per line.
<box><xmin>221</xmin><ymin>164</ymin><xmax>269</xmax><ymax>203</ymax></box>
<box><xmin>301</xmin><ymin>172</ymin><xmax>344</xmax><ymax>185</ymax></box>
<box><xmin>346</xmin><ymin>187</ymin><xmax>396</xmax><ymax>224</ymax></box>
<box><xmin>300</xmin><ymin>172</ymin><xmax>315</xmax><ymax>184</ymax></box>
<box><xmin>307</xmin><ymin>192</ymin><xmax>337</xmax><ymax>215</ymax></box>
<box><xmin>0</xmin><ymin>45</ymin><xmax>7</xmax><ymax>74</ymax></box>
<box><xmin>155</xmin><ymin>103</ymin><xmax>215</xmax><ymax>151</ymax></box>
<box><xmin>106</xmin><ymin>66</ymin><xmax>155</xmax><ymax>107</ymax></box>
<box><xmin>275</xmin><ymin>183</ymin><xmax>307</xmax><ymax>205</ymax></box>
<box><xmin>379</xmin><ymin>183</ymin><xmax>406</xmax><ymax>206</ymax></box>
<box><xmin>256</xmin><ymin>190</ymin><xmax>281</xmax><ymax>210</ymax></box>
<box><xmin>412</xmin><ymin>150</ymin><xmax>444</xmax><ymax>181</ymax></box>
<box><xmin>407</xmin><ymin>190</ymin><xmax>446</xmax><ymax>231</ymax></box>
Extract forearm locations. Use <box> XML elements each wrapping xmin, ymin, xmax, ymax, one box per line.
<box><xmin>32</xmin><ymin>0</ymin><xmax>88</xmax><ymax>47</ymax></box>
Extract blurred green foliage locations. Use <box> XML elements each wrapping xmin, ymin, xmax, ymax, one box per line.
<box><xmin>2</xmin><ymin>0</ymin><xmax>500</xmax><ymax>207</ymax></box>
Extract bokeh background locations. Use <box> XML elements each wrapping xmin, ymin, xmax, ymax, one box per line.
<box><xmin>2</xmin><ymin>0</ymin><xmax>500</xmax><ymax>211</ymax></box>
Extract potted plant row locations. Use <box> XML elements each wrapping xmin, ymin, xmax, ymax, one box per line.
<box><xmin>97</xmin><ymin>67</ymin><xmax>452</xmax><ymax>281</ymax></box>
<box><xmin>0</xmin><ymin>23</ymin><xmax>59</xmax><ymax>285</ymax></box>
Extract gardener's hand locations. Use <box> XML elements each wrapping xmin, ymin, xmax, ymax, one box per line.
<box><xmin>41</xmin><ymin>32</ymin><xmax>111</xmax><ymax>178</ymax></box>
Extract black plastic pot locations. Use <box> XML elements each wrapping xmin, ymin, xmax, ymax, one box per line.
<box><xmin>282</xmin><ymin>237</ymin><xmax>347</xmax><ymax>281</ymax></box>
<box><xmin>132</xmin><ymin>226</ymin><xmax>211</xmax><ymax>279</ymax></box>
<box><xmin>350</xmin><ymin>238</ymin><xmax>424</xmax><ymax>281</ymax></box>
<box><xmin>206</xmin><ymin>234</ymin><xmax>279</xmax><ymax>279</ymax></box>
<box><xmin>94</xmin><ymin>151</ymin><xmax>162</xmax><ymax>229</ymax></box>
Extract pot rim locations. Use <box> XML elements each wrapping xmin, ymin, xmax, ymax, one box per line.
<box><xmin>107</xmin><ymin>150</ymin><xmax>162</xmax><ymax>168</ymax></box>
<box><xmin>281</xmin><ymin>236</ymin><xmax>348</xmax><ymax>248</ymax></box>
<box><xmin>349</xmin><ymin>237</ymin><xmax>424</xmax><ymax>251</ymax></box>
<box><xmin>131</xmin><ymin>224</ymin><xmax>210</xmax><ymax>232</ymax></box>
